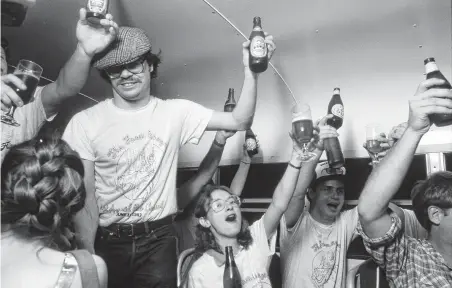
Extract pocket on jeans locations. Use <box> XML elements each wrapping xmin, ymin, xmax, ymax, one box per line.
<box><xmin>152</xmin><ymin>223</ymin><xmax>177</xmax><ymax>238</ymax></box>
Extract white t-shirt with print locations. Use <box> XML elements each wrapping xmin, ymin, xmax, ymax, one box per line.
<box><xmin>279</xmin><ymin>208</ymin><xmax>359</xmax><ymax>288</ymax></box>
<box><xmin>62</xmin><ymin>97</ymin><xmax>213</xmax><ymax>227</ymax></box>
<box><xmin>1</xmin><ymin>86</ymin><xmax>51</xmax><ymax>162</ymax></box>
<box><xmin>188</xmin><ymin>217</ymin><xmax>277</xmax><ymax>288</ymax></box>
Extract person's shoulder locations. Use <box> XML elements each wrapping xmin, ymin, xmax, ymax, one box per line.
<box><xmin>159</xmin><ymin>97</ymin><xmax>196</xmax><ymax>107</ymax></box>
<box><xmin>190</xmin><ymin>252</ymin><xmax>210</xmax><ymax>270</ymax></box>
<box><xmin>70</xmin><ymin>99</ymin><xmax>111</xmax><ymax>123</ymax></box>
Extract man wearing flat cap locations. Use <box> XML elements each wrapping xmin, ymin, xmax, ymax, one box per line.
<box><xmin>63</xmin><ymin>26</ymin><xmax>276</xmax><ymax>287</ymax></box>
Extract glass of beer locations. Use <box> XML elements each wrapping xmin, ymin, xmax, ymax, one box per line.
<box><xmin>365</xmin><ymin>124</ymin><xmax>384</xmax><ymax>165</ymax></box>
<box><xmin>291</xmin><ymin>103</ymin><xmax>317</xmax><ymax>162</ymax></box>
<box><xmin>1</xmin><ymin>60</ymin><xmax>43</xmax><ymax>126</ymax></box>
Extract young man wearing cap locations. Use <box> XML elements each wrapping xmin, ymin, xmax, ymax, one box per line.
<box><xmin>357</xmin><ymin>80</ymin><xmax>452</xmax><ymax>286</ymax></box>
<box><xmin>278</xmin><ymin>115</ymin><xmax>353</xmax><ymax>288</ymax></box>
<box><xmin>62</xmin><ymin>26</ymin><xmax>276</xmax><ymax>287</ymax></box>
<box><xmin>1</xmin><ymin>8</ymin><xmax>118</xmax><ymax>162</ymax></box>
<box><xmin>279</xmin><ymin>116</ymin><xmax>429</xmax><ymax>288</ymax></box>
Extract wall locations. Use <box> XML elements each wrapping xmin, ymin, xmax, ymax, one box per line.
<box><xmin>2</xmin><ymin>0</ymin><xmax>451</xmax><ymax>168</ymax></box>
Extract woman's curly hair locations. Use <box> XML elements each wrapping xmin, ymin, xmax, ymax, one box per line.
<box><xmin>1</xmin><ymin>133</ymin><xmax>86</xmax><ymax>252</ymax></box>
<box><xmin>193</xmin><ymin>184</ymin><xmax>253</xmax><ymax>253</ymax></box>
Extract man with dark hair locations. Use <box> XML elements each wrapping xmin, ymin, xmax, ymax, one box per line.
<box><xmin>411</xmin><ymin>173</ymin><xmax>452</xmax><ymax>232</ymax></box>
<box><xmin>358</xmin><ymin>78</ymin><xmax>452</xmax><ymax>287</ymax></box>
<box><xmin>1</xmin><ymin>8</ymin><xmax>118</xmax><ymax>162</ymax></box>
<box><xmin>62</xmin><ymin>25</ymin><xmax>275</xmax><ymax>287</ymax></box>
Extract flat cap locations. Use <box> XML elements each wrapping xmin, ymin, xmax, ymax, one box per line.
<box><xmin>93</xmin><ymin>26</ymin><xmax>151</xmax><ymax>70</ymax></box>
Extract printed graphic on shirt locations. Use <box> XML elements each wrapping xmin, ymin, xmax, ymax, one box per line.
<box><xmin>241</xmin><ymin>272</ymin><xmax>272</xmax><ymax>288</ymax></box>
<box><xmin>311</xmin><ymin>240</ymin><xmax>340</xmax><ymax>287</ymax></box>
<box><xmin>100</xmin><ymin>130</ymin><xmax>168</xmax><ymax>218</ymax></box>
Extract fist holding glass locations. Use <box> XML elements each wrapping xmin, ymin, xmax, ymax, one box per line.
<box><xmin>364</xmin><ymin>124</ymin><xmax>391</xmax><ymax>166</ymax></box>
<box><xmin>1</xmin><ymin>60</ymin><xmax>43</xmax><ymax>126</ymax></box>
<box><xmin>291</xmin><ymin>103</ymin><xmax>317</xmax><ymax>162</ymax></box>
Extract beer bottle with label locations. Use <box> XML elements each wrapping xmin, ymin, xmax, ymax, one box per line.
<box><xmin>248</xmin><ymin>17</ymin><xmax>268</xmax><ymax>73</ymax></box>
<box><xmin>325</xmin><ymin>88</ymin><xmax>345</xmax><ymax>168</ymax></box>
<box><xmin>245</xmin><ymin>129</ymin><xmax>258</xmax><ymax>156</ymax></box>
<box><xmin>223</xmin><ymin>246</ymin><xmax>242</xmax><ymax>288</ymax></box>
<box><xmin>86</xmin><ymin>0</ymin><xmax>109</xmax><ymax>25</ymax></box>
<box><xmin>224</xmin><ymin>88</ymin><xmax>236</xmax><ymax>112</ymax></box>
<box><xmin>424</xmin><ymin>58</ymin><xmax>452</xmax><ymax>127</ymax></box>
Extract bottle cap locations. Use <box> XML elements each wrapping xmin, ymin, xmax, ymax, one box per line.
<box><xmin>424</xmin><ymin>57</ymin><xmax>435</xmax><ymax>65</ymax></box>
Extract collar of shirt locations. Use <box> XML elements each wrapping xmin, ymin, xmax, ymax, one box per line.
<box><xmin>420</xmin><ymin>239</ymin><xmax>452</xmax><ymax>270</ymax></box>
<box><xmin>206</xmin><ymin>247</ymin><xmax>244</xmax><ymax>267</ymax></box>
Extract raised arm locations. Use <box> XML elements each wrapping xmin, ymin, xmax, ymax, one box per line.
<box><xmin>40</xmin><ymin>8</ymin><xmax>118</xmax><ymax>117</ymax></box>
<box><xmin>284</xmin><ymin>115</ymin><xmax>338</xmax><ymax>228</ymax></box>
<box><xmin>229</xmin><ymin>141</ymin><xmax>254</xmax><ymax>196</ymax></box>
<box><xmin>262</xmin><ymin>147</ymin><xmax>302</xmax><ymax>237</ymax></box>
<box><xmin>206</xmin><ymin>35</ymin><xmax>276</xmax><ymax>131</ymax></box>
<box><xmin>358</xmin><ymin>78</ymin><xmax>452</xmax><ymax>239</ymax></box>
<box><xmin>178</xmin><ymin>131</ymin><xmax>235</xmax><ymax>209</ymax></box>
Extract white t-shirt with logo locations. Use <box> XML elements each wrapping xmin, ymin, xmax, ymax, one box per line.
<box><xmin>1</xmin><ymin>86</ymin><xmax>52</xmax><ymax>162</ymax></box>
<box><xmin>62</xmin><ymin>97</ymin><xmax>213</xmax><ymax>227</ymax></box>
<box><xmin>279</xmin><ymin>208</ymin><xmax>359</xmax><ymax>288</ymax></box>
<box><xmin>188</xmin><ymin>217</ymin><xmax>276</xmax><ymax>288</ymax></box>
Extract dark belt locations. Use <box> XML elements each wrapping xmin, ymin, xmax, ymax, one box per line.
<box><xmin>103</xmin><ymin>215</ymin><xmax>173</xmax><ymax>238</ymax></box>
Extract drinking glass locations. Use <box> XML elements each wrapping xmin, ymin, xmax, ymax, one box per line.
<box><xmin>1</xmin><ymin>59</ymin><xmax>43</xmax><ymax>126</ymax></box>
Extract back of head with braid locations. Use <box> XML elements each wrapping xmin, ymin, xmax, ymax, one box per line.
<box><xmin>1</xmin><ymin>133</ymin><xmax>86</xmax><ymax>251</ymax></box>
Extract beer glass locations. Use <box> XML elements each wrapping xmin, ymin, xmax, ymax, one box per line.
<box><xmin>291</xmin><ymin>103</ymin><xmax>317</xmax><ymax>162</ymax></box>
<box><xmin>365</xmin><ymin>124</ymin><xmax>384</xmax><ymax>165</ymax></box>
<box><xmin>1</xmin><ymin>60</ymin><xmax>43</xmax><ymax>126</ymax></box>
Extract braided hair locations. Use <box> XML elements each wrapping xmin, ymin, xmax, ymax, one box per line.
<box><xmin>1</xmin><ymin>134</ymin><xmax>86</xmax><ymax>251</ymax></box>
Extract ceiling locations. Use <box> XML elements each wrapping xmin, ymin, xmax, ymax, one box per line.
<box><xmin>2</xmin><ymin>0</ymin><xmax>451</xmax><ymax>166</ymax></box>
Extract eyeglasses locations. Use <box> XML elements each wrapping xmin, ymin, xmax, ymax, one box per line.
<box><xmin>208</xmin><ymin>195</ymin><xmax>241</xmax><ymax>213</ymax></box>
<box><xmin>105</xmin><ymin>58</ymin><xmax>146</xmax><ymax>79</ymax></box>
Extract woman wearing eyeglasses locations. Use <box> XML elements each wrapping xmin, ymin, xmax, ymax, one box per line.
<box><xmin>186</xmin><ymin>122</ymin><xmax>338</xmax><ymax>288</ymax></box>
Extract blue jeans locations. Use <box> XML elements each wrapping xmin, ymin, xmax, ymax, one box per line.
<box><xmin>95</xmin><ymin>219</ymin><xmax>178</xmax><ymax>288</ymax></box>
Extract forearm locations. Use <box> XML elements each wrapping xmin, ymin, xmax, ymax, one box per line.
<box><xmin>272</xmin><ymin>152</ymin><xmax>303</xmax><ymax>212</ymax></box>
<box><xmin>178</xmin><ymin>132</ymin><xmax>225</xmax><ymax>208</ymax></box>
<box><xmin>293</xmin><ymin>149</ymin><xmax>322</xmax><ymax>198</ymax></box>
<box><xmin>230</xmin><ymin>158</ymin><xmax>251</xmax><ymax>196</ymax></box>
<box><xmin>284</xmin><ymin>149</ymin><xmax>322</xmax><ymax>227</ymax></box>
<box><xmin>42</xmin><ymin>44</ymin><xmax>92</xmax><ymax>115</ymax></box>
<box><xmin>74</xmin><ymin>192</ymin><xmax>99</xmax><ymax>253</ymax></box>
<box><xmin>231</xmin><ymin>68</ymin><xmax>258</xmax><ymax>130</ymax></box>
<box><xmin>264</xmin><ymin>151</ymin><xmax>302</xmax><ymax>235</ymax></box>
<box><xmin>358</xmin><ymin>128</ymin><xmax>423</xmax><ymax>222</ymax></box>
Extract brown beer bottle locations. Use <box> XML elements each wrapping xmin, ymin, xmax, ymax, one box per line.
<box><xmin>245</xmin><ymin>129</ymin><xmax>258</xmax><ymax>156</ymax></box>
<box><xmin>223</xmin><ymin>246</ymin><xmax>242</xmax><ymax>288</ymax></box>
<box><xmin>224</xmin><ymin>88</ymin><xmax>236</xmax><ymax>112</ymax></box>
<box><xmin>86</xmin><ymin>0</ymin><xmax>109</xmax><ymax>25</ymax></box>
<box><xmin>424</xmin><ymin>58</ymin><xmax>452</xmax><ymax>127</ymax></box>
<box><xmin>325</xmin><ymin>88</ymin><xmax>345</xmax><ymax>168</ymax></box>
<box><xmin>248</xmin><ymin>17</ymin><xmax>268</xmax><ymax>73</ymax></box>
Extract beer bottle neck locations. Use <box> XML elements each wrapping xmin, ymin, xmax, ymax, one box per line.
<box><xmin>425</xmin><ymin>62</ymin><xmax>439</xmax><ymax>74</ymax></box>
<box><xmin>225</xmin><ymin>246</ymin><xmax>234</xmax><ymax>264</ymax></box>
<box><xmin>253</xmin><ymin>18</ymin><xmax>262</xmax><ymax>31</ymax></box>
